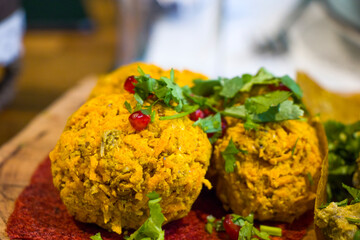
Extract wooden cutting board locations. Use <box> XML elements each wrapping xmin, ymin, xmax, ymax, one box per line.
<box><xmin>0</xmin><ymin>77</ymin><xmax>96</xmax><ymax>239</ymax></box>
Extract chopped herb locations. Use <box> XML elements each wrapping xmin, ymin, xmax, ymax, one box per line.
<box><xmin>259</xmin><ymin>225</ymin><xmax>282</xmax><ymax>237</ymax></box>
<box><xmin>354</xmin><ymin>230</ymin><xmax>360</xmax><ymax>240</ymax></box>
<box><xmin>292</xmin><ymin>137</ymin><xmax>299</xmax><ymax>156</ymax></box>
<box><xmin>222</xmin><ymin>139</ymin><xmax>245</xmax><ymax>173</ymax></box>
<box><xmin>244</xmin><ymin>91</ymin><xmax>291</xmax><ymax>114</ymax></box>
<box><xmin>150</xmin><ymin>110</ymin><xmax>156</xmax><ymax>123</ymax></box>
<box><xmin>240</xmin><ymin>68</ymin><xmax>278</xmax><ymax>92</ymax></box>
<box><xmin>90</xmin><ymin>232</ymin><xmax>103</xmax><ymax>240</ymax></box>
<box><xmin>318</xmin><ymin>198</ymin><xmax>348</xmax><ymax>209</ymax></box>
<box><xmin>345</xmin><ymin>217</ymin><xmax>360</xmax><ymax>224</ymax></box>
<box><xmin>128</xmin><ymin>192</ymin><xmax>165</xmax><ymax>240</ymax></box>
<box><xmin>124</xmin><ymin>101</ymin><xmax>133</xmax><ymax>113</ymax></box>
<box><xmin>307</xmin><ymin>172</ymin><xmax>314</xmax><ymax>186</ymax></box>
<box><xmin>193</xmin><ymin>112</ymin><xmax>222</xmax><ymax>134</ymax></box>
<box><xmin>238</xmin><ymin>221</ymin><xmax>253</xmax><ymax>240</ymax></box>
<box><xmin>160</xmin><ymin>105</ymin><xmax>199</xmax><ymax>120</ymax></box>
<box><xmin>205</xmin><ymin>222</ymin><xmax>213</xmax><ymax>234</ymax></box>
<box><xmin>220</xmin><ymin>77</ymin><xmax>245</xmax><ymax>98</ymax></box>
<box><xmin>279</xmin><ymin>75</ymin><xmax>303</xmax><ymax>99</ymax></box>
<box><xmin>206</xmin><ymin>215</ymin><xmax>216</xmax><ymax>223</ymax></box>
<box><xmin>252</xmin><ymin>227</ymin><xmax>270</xmax><ymax>240</ymax></box>
<box><xmin>191</xmin><ymin>79</ymin><xmax>221</xmax><ymax>96</ymax></box>
<box><xmin>324</xmin><ymin>120</ymin><xmax>360</xmax><ymax>202</ymax></box>
<box><xmin>342</xmin><ymin>183</ymin><xmax>360</xmax><ymax>204</ymax></box>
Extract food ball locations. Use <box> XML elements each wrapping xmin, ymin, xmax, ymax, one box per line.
<box><xmin>212</xmin><ymin>119</ymin><xmax>323</xmax><ymax>222</ymax></box>
<box><xmin>49</xmin><ymin>94</ymin><xmax>212</xmax><ymax>234</ymax></box>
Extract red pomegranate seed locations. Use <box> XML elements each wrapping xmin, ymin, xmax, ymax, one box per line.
<box><xmin>124</xmin><ymin>75</ymin><xmax>138</xmax><ymax>94</ymax></box>
<box><xmin>223</xmin><ymin>215</ymin><xmax>240</xmax><ymax>240</ymax></box>
<box><xmin>189</xmin><ymin>109</ymin><xmax>206</xmax><ymax>121</ymax></box>
<box><xmin>129</xmin><ymin>111</ymin><xmax>151</xmax><ymax>131</ymax></box>
<box><xmin>203</xmin><ymin>109</ymin><xmax>213</xmax><ymax>117</ymax></box>
<box><xmin>268</xmin><ymin>83</ymin><xmax>291</xmax><ymax>92</ymax></box>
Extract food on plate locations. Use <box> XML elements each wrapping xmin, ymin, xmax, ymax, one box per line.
<box><xmin>212</xmin><ymin>119</ymin><xmax>323</xmax><ymax>222</ymax></box>
<box><xmin>44</xmin><ymin>64</ymin><xmax>328</xmax><ymax>239</ymax></box>
<box><xmin>49</xmin><ymin>93</ymin><xmax>212</xmax><ymax>234</ymax></box>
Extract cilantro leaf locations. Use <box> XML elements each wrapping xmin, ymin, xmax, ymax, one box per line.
<box><xmin>342</xmin><ymin>183</ymin><xmax>360</xmax><ymax>204</ymax></box>
<box><xmin>193</xmin><ymin>112</ymin><xmax>222</xmax><ymax>133</ymax></box>
<box><xmin>240</xmin><ymin>68</ymin><xmax>278</xmax><ymax>92</ymax></box>
<box><xmin>191</xmin><ymin>79</ymin><xmax>221</xmax><ymax>96</ymax></box>
<box><xmin>252</xmin><ymin>100</ymin><xmax>304</xmax><ymax>122</ymax></box>
<box><xmin>238</xmin><ymin>221</ymin><xmax>253</xmax><ymax>240</ymax></box>
<box><xmin>280</xmin><ymin>75</ymin><xmax>303</xmax><ymax>99</ymax></box>
<box><xmin>222</xmin><ymin>139</ymin><xmax>242</xmax><ymax>173</ymax></box>
<box><xmin>245</xmin><ymin>91</ymin><xmax>291</xmax><ymax>114</ymax></box>
<box><xmin>221</xmin><ymin>105</ymin><xmax>247</xmax><ymax>119</ymax></box>
<box><xmin>128</xmin><ymin>192</ymin><xmax>165</xmax><ymax>240</ymax></box>
<box><xmin>90</xmin><ymin>232</ymin><xmax>103</xmax><ymax>240</ymax></box>
<box><xmin>160</xmin><ymin>105</ymin><xmax>199</xmax><ymax>120</ymax></box>
<box><xmin>124</xmin><ymin>101</ymin><xmax>133</xmax><ymax>113</ymax></box>
<box><xmin>319</xmin><ymin>198</ymin><xmax>348</xmax><ymax>209</ymax></box>
<box><xmin>220</xmin><ymin>77</ymin><xmax>244</xmax><ymax>98</ymax></box>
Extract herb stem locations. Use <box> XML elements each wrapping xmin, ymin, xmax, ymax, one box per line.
<box><xmin>159</xmin><ymin>105</ymin><xmax>199</xmax><ymax>120</ymax></box>
<box><xmin>259</xmin><ymin>225</ymin><xmax>282</xmax><ymax>237</ymax></box>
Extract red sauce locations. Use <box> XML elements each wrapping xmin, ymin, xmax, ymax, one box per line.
<box><xmin>6</xmin><ymin>157</ymin><xmax>312</xmax><ymax>240</ymax></box>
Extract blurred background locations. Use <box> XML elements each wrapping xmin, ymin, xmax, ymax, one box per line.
<box><xmin>0</xmin><ymin>0</ymin><xmax>360</xmax><ymax>146</ymax></box>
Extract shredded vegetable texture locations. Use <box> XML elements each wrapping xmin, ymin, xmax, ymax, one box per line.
<box><xmin>324</xmin><ymin>120</ymin><xmax>360</xmax><ymax>201</ymax></box>
<box><xmin>127</xmin><ymin>192</ymin><xmax>165</xmax><ymax>240</ymax></box>
<box><xmin>131</xmin><ymin>67</ymin><xmax>304</xmax><ymax>131</ymax></box>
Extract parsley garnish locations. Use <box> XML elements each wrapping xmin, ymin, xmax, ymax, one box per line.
<box><xmin>128</xmin><ymin>192</ymin><xmax>165</xmax><ymax>240</ymax></box>
<box><xmin>221</xmin><ymin>138</ymin><xmax>247</xmax><ymax>173</ymax></box>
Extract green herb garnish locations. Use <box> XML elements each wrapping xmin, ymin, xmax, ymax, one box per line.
<box><xmin>307</xmin><ymin>172</ymin><xmax>314</xmax><ymax>186</ymax></box>
<box><xmin>128</xmin><ymin>192</ymin><xmax>165</xmax><ymax>240</ymax></box>
<box><xmin>221</xmin><ymin>139</ymin><xmax>248</xmax><ymax>173</ymax></box>
<box><xmin>193</xmin><ymin>112</ymin><xmax>222</xmax><ymax>134</ymax></box>
<box><xmin>90</xmin><ymin>232</ymin><xmax>103</xmax><ymax>240</ymax></box>
<box><xmin>131</xmin><ymin>66</ymin><xmax>306</xmax><ymax>133</ymax></box>
<box><xmin>260</xmin><ymin>225</ymin><xmax>282</xmax><ymax>237</ymax></box>
<box><xmin>324</xmin><ymin>120</ymin><xmax>360</xmax><ymax>202</ymax></box>
<box><xmin>292</xmin><ymin>137</ymin><xmax>299</xmax><ymax>157</ymax></box>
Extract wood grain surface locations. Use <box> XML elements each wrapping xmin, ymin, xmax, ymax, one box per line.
<box><xmin>0</xmin><ymin>77</ymin><xmax>96</xmax><ymax>239</ymax></box>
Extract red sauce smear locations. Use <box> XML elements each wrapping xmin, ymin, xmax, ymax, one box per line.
<box><xmin>6</xmin><ymin>157</ymin><xmax>312</xmax><ymax>240</ymax></box>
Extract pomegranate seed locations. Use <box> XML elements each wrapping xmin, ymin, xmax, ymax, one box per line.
<box><xmin>129</xmin><ymin>111</ymin><xmax>151</xmax><ymax>131</ymax></box>
<box><xmin>268</xmin><ymin>83</ymin><xmax>291</xmax><ymax>92</ymax></box>
<box><xmin>189</xmin><ymin>109</ymin><xmax>205</xmax><ymax>121</ymax></box>
<box><xmin>223</xmin><ymin>215</ymin><xmax>240</xmax><ymax>240</ymax></box>
<box><xmin>124</xmin><ymin>75</ymin><xmax>138</xmax><ymax>94</ymax></box>
<box><xmin>203</xmin><ymin>109</ymin><xmax>213</xmax><ymax>117</ymax></box>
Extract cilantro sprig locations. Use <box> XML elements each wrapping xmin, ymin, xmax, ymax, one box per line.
<box><xmin>221</xmin><ymin>138</ymin><xmax>247</xmax><ymax>173</ymax></box>
<box><xmin>128</xmin><ymin>192</ymin><xmax>165</xmax><ymax>240</ymax></box>
<box><xmin>129</xmin><ymin>66</ymin><xmax>305</xmax><ymax>132</ymax></box>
